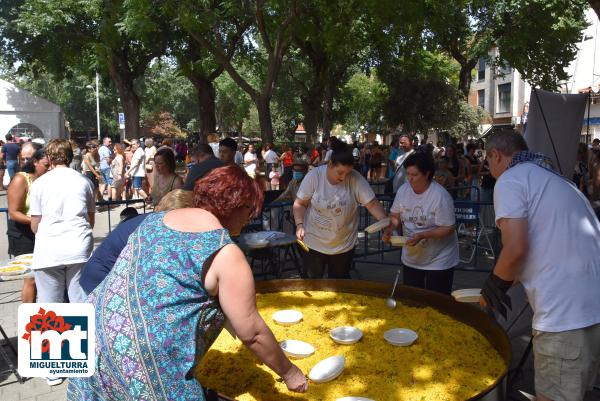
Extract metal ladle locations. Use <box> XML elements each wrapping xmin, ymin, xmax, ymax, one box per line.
<box><xmin>385</xmin><ymin>270</ymin><xmax>402</xmax><ymax>309</ymax></box>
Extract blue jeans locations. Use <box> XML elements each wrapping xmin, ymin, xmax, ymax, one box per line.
<box><xmin>132</xmin><ymin>176</ymin><xmax>143</xmax><ymax>189</ymax></box>
<box><xmin>6</xmin><ymin>160</ymin><xmax>18</xmax><ymax>180</ymax></box>
<box><xmin>100</xmin><ymin>168</ymin><xmax>112</xmax><ymax>185</ymax></box>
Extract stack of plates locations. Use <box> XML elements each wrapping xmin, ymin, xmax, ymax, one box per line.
<box><xmin>384</xmin><ymin>328</ymin><xmax>418</xmax><ymax>346</ymax></box>
<box><xmin>451</xmin><ymin>288</ymin><xmax>482</xmax><ymax>303</ymax></box>
<box><xmin>364</xmin><ymin>218</ymin><xmax>390</xmax><ymax>234</ymax></box>
<box><xmin>280</xmin><ymin>339</ymin><xmax>315</xmax><ymax>359</ymax></box>
<box><xmin>272</xmin><ymin>310</ymin><xmax>303</xmax><ymax>326</ymax></box>
<box><xmin>330</xmin><ymin>326</ymin><xmax>363</xmax><ymax>345</ymax></box>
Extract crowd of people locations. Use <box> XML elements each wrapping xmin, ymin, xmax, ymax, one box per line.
<box><xmin>3</xmin><ymin>129</ymin><xmax>600</xmax><ymax>401</ymax></box>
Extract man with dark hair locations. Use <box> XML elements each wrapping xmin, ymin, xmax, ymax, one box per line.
<box><xmin>2</xmin><ymin>133</ymin><xmax>21</xmax><ymax>180</ymax></box>
<box><xmin>392</xmin><ymin>134</ymin><xmax>415</xmax><ymax>192</ymax></box>
<box><xmin>183</xmin><ymin>143</ymin><xmax>224</xmax><ymax>190</ymax></box>
<box><xmin>482</xmin><ymin>129</ymin><xmax>600</xmax><ymax>401</ymax></box>
<box><xmin>219</xmin><ymin>137</ymin><xmax>238</xmax><ymax>166</ymax></box>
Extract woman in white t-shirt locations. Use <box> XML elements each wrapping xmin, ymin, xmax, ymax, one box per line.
<box><xmin>384</xmin><ymin>152</ymin><xmax>459</xmax><ymax>294</ymax></box>
<box><xmin>293</xmin><ymin>139</ymin><xmax>388</xmax><ymax>278</ymax></box>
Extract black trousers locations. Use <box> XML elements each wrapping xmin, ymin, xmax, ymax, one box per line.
<box><xmin>302</xmin><ymin>248</ymin><xmax>354</xmax><ymax>279</ymax></box>
<box><xmin>402</xmin><ymin>265</ymin><xmax>455</xmax><ymax>295</ymax></box>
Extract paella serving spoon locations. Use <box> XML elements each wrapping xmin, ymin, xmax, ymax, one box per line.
<box><xmin>385</xmin><ymin>270</ymin><xmax>402</xmax><ymax>309</ymax></box>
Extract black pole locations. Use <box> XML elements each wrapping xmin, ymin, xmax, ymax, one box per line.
<box><xmin>587</xmin><ymin>89</ymin><xmax>592</xmax><ymax>145</ymax></box>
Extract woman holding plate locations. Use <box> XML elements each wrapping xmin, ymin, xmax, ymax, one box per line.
<box><xmin>293</xmin><ymin>139</ymin><xmax>388</xmax><ymax>279</ymax></box>
<box><xmin>383</xmin><ymin>152</ymin><xmax>459</xmax><ymax>294</ymax></box>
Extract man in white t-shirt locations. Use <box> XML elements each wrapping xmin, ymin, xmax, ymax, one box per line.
<box><xmin>243</xmin><ymin>143</ymin><xmax>258</xmax><ymax>178</ymax></box>
<box><xmin>30</xmin><ymin>139</ymin><xmax>95</xmax><ymax>306</ymax></box>
<box><xmin>483</xmin><ymin>130</ymin><xmax>600</xmax><ymax>401</ymax></box>
<box><xmin>392</xmin><ymin>134</ymin><xmax>415</xmax><ymax>192</ymax></box>
<box><xmin>125</xmin><ymin>139</ymin><xmax>147</xmax><ymax>201</ymax></box>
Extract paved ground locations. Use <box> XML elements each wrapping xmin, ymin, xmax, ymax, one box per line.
<box><xmin>0</xmin><ymin>189</ymin><xmax>598</xmax><ymax>401</ymax></box>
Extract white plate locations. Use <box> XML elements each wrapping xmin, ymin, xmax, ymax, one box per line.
<box><xmin>451</xmin><ymin>288</ymin><xmax>482</xmax><ymax>303</ymax></box>
<box><xmin>337</xmin><ymin>398</ymin><xmax>375</xmax><ymax>401</ymax></box>
<box><xmin>0</xmin><ymin>265</ymin><xmax>29</xmax><ymax>276</ymax></box>
<box><xmin>280</xmin><ymin>339</ymin><xmax>315</xmax><ymax>359</ymax></box>
<box><xmin>15</xmin><ymin>253</ymin><xmax>33</xmax><ymax>260</ymax></box>
<box><xmin>308</xmin><ymin>355</ymin><xmax>345</xmax><ymax>383</ymax></box>
<box><xmin>384</xmin><ymin>328</ymin><xmax>418</xmax><ymax>346</ymax></box>
<box><xmin>272</xmin><ymin>310</ymin><xmax>303</xmax><ymax>326</ymax></box>
<box><xmin>365</xmin><ymin>218</ymin><xmax>390</xmax><ymax>234</ymax></box>
<box><xmin>390</xmin><ymin>236</ymin><xmax>408</xmax><ymax>247</ymax></box>
<box><xmin>330</xmin><ymin>326</ymin><xmax>363</xmax><ymax>345</ymax></box>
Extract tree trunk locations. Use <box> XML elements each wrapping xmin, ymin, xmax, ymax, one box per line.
<box><xmin>256</xmin><ymin>95</ymin><xmax>274</xmax><ymax>144</ymax></box>
<box><xmin>193</xmin><ymin>78</ymin><xmax>217</xmax><ymax>143</ymax></box>
<box><xmin>106</xmin><ymin>54</ymin><xmax>141</xmax><ymax>139</ymax></box>
<box><xmin>458</xmin><ymin>59</ymin><xmax>478</xmax><ymax>98</ymax></box>
<box><xmin>301</xmin><ymin>94</ymin><xmax>320</xmax><ymax>144</ymax></box>
<box><xmin>120</xmin><ymin>92</ymin><xmax>140</xmax><ymax>140</ymax></box>
<box><xmin>322</xmin><ymin>83</ymin><xmax>334</xmax><ymax>140</ymax></box>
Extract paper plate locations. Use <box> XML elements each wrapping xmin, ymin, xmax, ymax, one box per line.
<box><xmin>0</xmin><ymin>264</ymin><xmax>29</xmax><ymax>276</ymax></box>
<box><xmin>390</xmin><ymin>236</ymin><xmax>408</xmax><ymax>247</ymax></box>
<box><xmin>296</xmin><ymin>239</ymin><xmax>309</xmax><ymax>252</ymax></box>
<box><xmin>336</xmin><ymin>398</ymin><xmax>375</xmax><ymax>401</ymax></box>
<box><xmin>365</xmin><ymin>218</ymin><xmax>391</xmax><ymax>234</ymax></box>
<box><xmin>451</xmin><ymin>288</ymin><xmax>482</xmax><ymax>303</ymax></box>
<box><xmin>272</xmin><ymin>310</ymin><xmax>303</xmax><ymax>326</ymax></box>
<box><xmin>384</xmin><ymin>328</ymin><xmax>418</xmax><ymax>346</ymax></box>
<box><xmin>308</xmin><ymin>355</ymin><xmax>345</xmax><ymax>383</ymax></box>
<box><xmin>280</xmin><ymin>339</ymin><xmax>315</xmax><ymax>359</ymax></box>
<box><xmin>15</xmin><ymin>253</ymin><xmax>33</xmax><ymax>260</ymax></box>
<box><xmin>330</xmin><ymin>326</ymin><xmax>363</xmax><ymax>345</ymax></box>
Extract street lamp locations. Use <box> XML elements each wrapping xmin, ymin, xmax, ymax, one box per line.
<box><xmin>86</xmin><ymin>72</ymin><xmax>101</xmax><ymax>141</ymax></box>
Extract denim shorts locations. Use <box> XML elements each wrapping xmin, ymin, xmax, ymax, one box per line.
<box><xmin>100</xmin><ymin>168</ymin><xmax>112</xmax><ymax>185</ymax></box>
<box><xmin>132</xmin><ymin>176</ymin><xmax>143</xmax><ymax>189</ymax></box>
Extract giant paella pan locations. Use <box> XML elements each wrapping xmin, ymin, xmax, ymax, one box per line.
<box><xmin>196</xmin><ymin>279</ymin><xmax>511</xmax><ymax>401</ymax></box>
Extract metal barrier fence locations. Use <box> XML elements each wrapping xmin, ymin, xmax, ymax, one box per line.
<box><xmin>2</xmin><ymin>186</ymin><xmax>499</xmax><ymax>272</ymax></box>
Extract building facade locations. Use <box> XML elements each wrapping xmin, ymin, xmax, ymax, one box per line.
<box><xmin>467</xmin><ymin>49</ymin><xmax>531</xmax><ymax>135</ymax></box>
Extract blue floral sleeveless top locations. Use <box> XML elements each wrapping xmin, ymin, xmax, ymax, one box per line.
<box><xmin>68</xmin><ymin>212</ymin><xmax>232</xmax><ymax>400</ymax></box>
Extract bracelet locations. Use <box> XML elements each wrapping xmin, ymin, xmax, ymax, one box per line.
<box><xmin>296</xmin><ymin>222</ymin><xmax>303</xmax><ymax>226</ymax></box>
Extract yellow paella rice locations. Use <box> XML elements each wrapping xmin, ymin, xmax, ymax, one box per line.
<box><xmin>196</xmin><ymin>291</ymin><xmax>505</xmax><ymax>401</ymax></box>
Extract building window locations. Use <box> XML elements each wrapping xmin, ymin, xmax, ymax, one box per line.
<box><xmin>477</xmin><ymin>90</ymin><xmax>485</xmax><ymax>108</ymax></box>
<box><xmin>498</xmin><ymin>83</ymin><xmax>511</xmax><ymax>113</ymax></box>
<box><xmin>477</xmin><ymin>58</ymin><xmax>486</xmax><ymax>81</ymax></box>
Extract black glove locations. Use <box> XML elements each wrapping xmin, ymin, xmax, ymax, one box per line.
<box><xmin>481</xmin><ymin>273</ymin><xmax>513</xmax><ymax>320</ymax></box>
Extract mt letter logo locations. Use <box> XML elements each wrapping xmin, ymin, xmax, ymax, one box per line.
<box><xmin>18</xmin><ymin>303</ymin><xmax>95</xmax><ymax>378</ymax></box>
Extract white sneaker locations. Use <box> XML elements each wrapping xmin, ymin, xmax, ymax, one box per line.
<box><xmin>46</xmin><ymin>377</ymin><xmax>64</xmax><ymax>386</ymax></box>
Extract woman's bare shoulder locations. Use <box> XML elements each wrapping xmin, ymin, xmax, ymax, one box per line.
<box><xmin>162</xmin><ymin>208</ymin><xmax>223</xmax><ymax>232</ymax></box>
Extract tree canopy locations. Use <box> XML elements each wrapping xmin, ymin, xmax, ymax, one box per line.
<box><xmin>0</xmin><ymin>0</ymin><xmax>592</xmax><ymax>142</ymax></box>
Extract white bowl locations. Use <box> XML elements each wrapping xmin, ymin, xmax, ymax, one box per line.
<box><xmin>384</xmin><ymin>328</ymin><xmax>418</xmax><ymax>346</ymax></box>
<box><xmin>308</xmin><ymin>355</ymin><xmax>345</xmax><ymax>383</ymax></box>
<box><xmin>451</xmin><ymin>288</ymin><xmax>482</xmax><ymax>303</ymax></box>
<box><xmin>336</xmin><ymin>398</ymin><xmax>375</xmax><ymax>401</ymax></box>
<box><xmin>280</xmin><ymin>339</ymin><xmax>315</xmax><ymax>359</ymax></box>
<box><xmin>272</xmin><ymin>310</ymin><xmax>303</xmax><ymax>326</ymax></box>
<box><xmin>330</xmin><ymin>326</ymin><xmax>363</xmax><ymax>345</ymax></box>
<box><xmin>365</xmin><ymin>217</ymin><xmax>391</xmax><ymax>234</ymax></box>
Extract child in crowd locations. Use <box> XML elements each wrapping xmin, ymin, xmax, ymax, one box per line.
<box><xmin>269</xmin><ymin>163</ymin><xmax>281</xmax><ymax>190</ymax></box>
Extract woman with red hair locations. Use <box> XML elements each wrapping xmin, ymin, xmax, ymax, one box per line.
<box><xmin>68</xmin><ymin>165</ymin><xmax>307</xmax><ymax>400</ymax></box>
